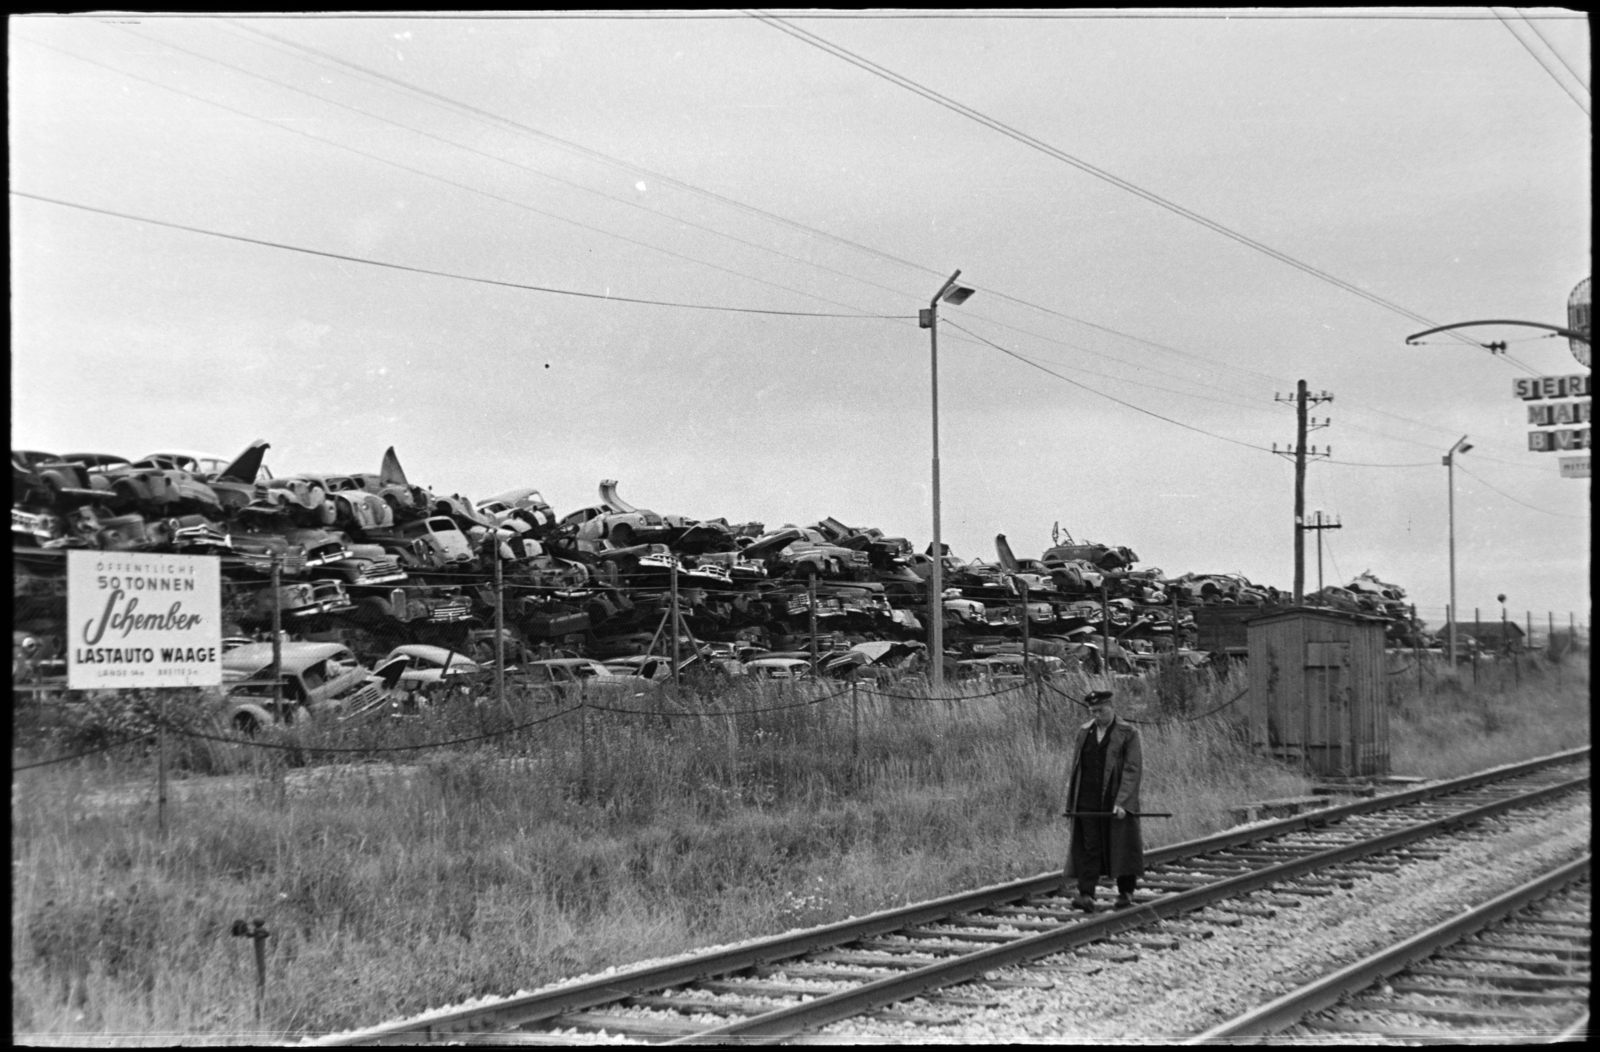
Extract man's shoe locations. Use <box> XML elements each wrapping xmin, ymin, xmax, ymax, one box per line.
<box><xmin>1072</xmin><ymin>894</ymin><xmax>1098</xmax><ymax>913</ymax></box>
<box><xmin>1113</xmin><ymin>894</ymin><xmax>1135</xmax><ymax>910</ymax></box>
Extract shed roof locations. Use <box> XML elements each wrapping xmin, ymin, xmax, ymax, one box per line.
<box><xmin>1245</xmin><ymin>606</ymin><xmax>1389</xmax><ymax>629</ymax></box>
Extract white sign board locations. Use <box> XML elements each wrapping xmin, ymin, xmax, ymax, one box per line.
<box><xmin>67</xmin><ymin>551</ymin><xmax>222</xmax><ymax>688</ymax></box>
<box><xmin>1569</xmin><ymin>276</ymin><xmax>1590</xmax><ymax>368</ymax></box>
<box><xmin>1559</xmin><ymin>455</ymin><xmax>1590</xmax><ymax>479</ymax></box>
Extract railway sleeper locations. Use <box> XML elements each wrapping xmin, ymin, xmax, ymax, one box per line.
<box><xmin>897</xmin><ymin>925</ymin><xmax>1018</xmax><ymax>945</ymax></box>
<box><xmin>622</xmin><ymin>993</ymin><xmax>771</xmax><ymax>1017</ymax></box>
<box><xmin>1470</xmin><ymin>937</ymin><xmax>1589</xmax><ymax>958</ymax></box>
<box><xmin>865</xmin><ymin>1006</ymin><xmax>964</xmax><ymax>1027</ymax></box>
<box><xmin>1495</xmin><ymin>922</ymin><xmax>1589</xmax><ymax>941</ymax></box>
<box><xmin>813</xmin><ymin>950</ymin><xmax>941</xmax><ymax>970</ymax></box>
<box><xmin>948</xmin><ymin>912</ymin><xmax>1062</xmax><ymax>931</ymax></box>
<box><xmin>694</xmin><ymin>978</ymin><xmax>846</xmax><ymax>999</ymax></box>
<box><xmin>755</xmin><ymin>962</ymin><xmax>902</xmax><ymax>983</ymax></box>
<box><xmin>854</xmin><ymin>937</ymin><xmax>966</xmax><ymax>957</ymax></box>
<box><xmin>1339</xmin><ymin>1000</ymin><xmax>1575</xmax><ymax>1022</ymax></box>
<box><xmin>1438</xmin><ymin>949</ymin><xmax>1588</xmax><ymax>973</ymax></box>
<box><xmin>1386</xmin><ymin>981</ymin><xmax>1590</xmax><ymax>1003</ymax></box>
<box><xmin>544</xmin><ymin>1010</ymin><xmax>710</xmax><ymax>1038</ymax></box>
<box><xmin>1403</xmin><ymin>966</ymin><xmax>1591</xmax><ymax>989</ymax></box>
<box><xmin>1301</xmin><ymin>1017</ymin><xmax>1549</xmax><ymax>1038</ymax></box>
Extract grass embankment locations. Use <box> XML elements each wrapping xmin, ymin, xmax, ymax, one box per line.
<box><xmin>11</xmin><ymin>651</ymin><xmax>1589</xmax><ymax>1044</ymax></box>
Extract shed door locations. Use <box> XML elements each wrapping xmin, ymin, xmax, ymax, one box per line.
<box><xmin>1305</xmin><ymin>641</ymin><xmax>1352</xmax><ymax>778</ymax></box>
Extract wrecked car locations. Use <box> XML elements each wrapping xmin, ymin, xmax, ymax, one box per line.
<box><xmin>216</xmin><ymin>642</ymin><xmax>391</xmax><ymax>730</ymax></box>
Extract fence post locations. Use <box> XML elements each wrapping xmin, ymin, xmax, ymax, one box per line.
<box><xmin>270</xmin><ymin>555</ymin><xmax>283</xmax><ymax>713</ymax></box>
<box><xmin>809</xmin><ymin>574</ymin><xmax>819</xmax><ymax>676</ymax></box>
<box><xmin>670</xmin><ymin>560</ymin><xmax>681</xmax><ymax>691</ymax></box>
<box><xmin>1471</xmin><ymin>607</ymin><xmax>1478</xmax><ymax>687</ymax></box>
<box><xmin>494</xmin><ymin>536</ymin><xmax>506</xmax><ymax>715</ymax></box>
<box><xmin>1412</xmin><ymin>604</ymin><xmax>1421</xmax><ymax>693</ymax></box>
<box><xmin>157</xmin><ymin>688</ymin><xmax>168</xmax><ymax>838</ymax></box>
<box><xmin>579</xmin><ymin>688</ymin><xmax>590</xmax><ymax>804</ymax></box>
<box><xmin>1525</xmin><ymin>610</ymin><xmax>1533</xmax><ymax>677</ymax></box>
<box><xmin>850</xmin><ymin>679</ymin><xmax>859</xmax><ymax>763</ymax></box>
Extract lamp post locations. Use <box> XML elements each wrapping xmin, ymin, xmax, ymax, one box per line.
<box><xmin>1443</xmin><ymin>435</ymin><xmax>1472</xmax><ymax>664</ymax></box>
<box><xmin>920</xmin><ymin>270</ymin><xmax>976</xmax><ymax>692</ymax></box>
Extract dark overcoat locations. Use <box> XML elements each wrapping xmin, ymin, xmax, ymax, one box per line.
<box><xmin>1063</xmin><ymin>716</ymin><xmax>1145</xmax><ymax>879</ymax></box>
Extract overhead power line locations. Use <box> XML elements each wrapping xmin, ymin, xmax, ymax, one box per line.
<box><xmin>22</xmin><ymin>30</ymin><xmax>897</xmax><ymax>321</ymax></box>
<box><xmin>220</xmin><ymin>21</ymin><xmax>1299</xmax><ymax>391</ymax></box>
<box><xmin>9</xmin><ymin>191</ymin><xmax>906</xmax><ymax>320</ymax></box>
<box><xmin>1493</xmin><ymin>8</ymin><xmax>1591</xmax><ymax>116</ymax></box>
<box><xmin>1456</xmin><ymin>463</ymin><xmax>1590</xmax><ymax>519</ymax></box>
<box><xmin>943</xmin><ymin>319</ymin><xmax>1277</xmax><ymax>454</ymax></box>
<box><xmin>751</xmin><ymin>12</ymin><xmax>1498</xmax><ymax>347</ymax></box>
<box><xmin>43</xmin><ymin>10</ymin><xmax>1588</xmax><ymax>20</ymax></box>
<box><xmin>1516</xmin><ymin>9</ymin><xmax>1591</xmax><ymax>90</ymax></box>
<box><xmin>21</xmin><ymin>20</ymin><xmax>1546</xmax><ymax>466</ymax></box>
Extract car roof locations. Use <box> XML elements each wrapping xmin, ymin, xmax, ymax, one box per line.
<box><xmin>387</xmin><ymin>644</ymin><xmax>478</xmax><ymax>664</ymax></box>
<box><xmin>222</xmin><ymin>642</ymin><xmax>355</xmax><ymax>675</ymax></box>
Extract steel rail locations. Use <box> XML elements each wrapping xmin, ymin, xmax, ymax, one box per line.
<box><xmin>309</xmin><ymin>747</ymin><xmax>1587</xmax><ymax>1045</ymax></box>
<box><xmin>667</xmin><ymin>773</ymin><xmax>1589</xmax><ymax>1044</ymax></box>
<box><xmin>1187</xmin><ymin>854</ymin><xmax>1591</xmax><ymax>1043</ymax></box>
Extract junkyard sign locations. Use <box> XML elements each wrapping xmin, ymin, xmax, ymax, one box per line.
<box><xmin>67</xmin><ymin>551</ymin><xmax>222</xmax><ymax>688</ymax></box>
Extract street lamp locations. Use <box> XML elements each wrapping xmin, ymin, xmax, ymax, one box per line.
<box><xmin>920</xmin><ymin>270</ymin><xmax>976</xmax><ymax>691</ymax></box>
<box><xmin>1443</xmin><ymin>435</ymin><xmax>1472</xmax><ymax>663</ymax></box>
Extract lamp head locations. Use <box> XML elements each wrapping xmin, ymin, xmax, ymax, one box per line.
<box><xmin>1497</xmin><ymin>594</ymin><xmax>1506</xmax><ymax>604</ymax></box>
<box><xmin>1458</xmin><ymin>441</ymin><xmax>1473</xmax><ymax>454</ymax></box>
<box><xmin>941</xmin><ymin>285</ymin><xmax>976</xmax><ymax>306</ymax></box>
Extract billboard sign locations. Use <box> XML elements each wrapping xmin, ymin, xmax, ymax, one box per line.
<box><xmin>1569</xmin><ymin>277</ymin><xmax>1590</xmax><ymax>368</ymax></box>
<box><xmin>67</xmin><ymin>551</ymin><xmax>223</xmax><ymax>689</ymax></box>
<box><xmin>1512</xmin><ymin>374</ymin><xmax>1590</xmax><ymax>400</ymax></box>
<box><xmin>1527</xmin><ymin>428</ymin><xmax>1590</xmax><ymax>452</ymax></box>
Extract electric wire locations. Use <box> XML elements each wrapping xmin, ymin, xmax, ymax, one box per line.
<box><xmin>942</xmin><ymin>319</ymin><xmax>1278</xmax><ymax>454</ymax></box>
<box><xmin>228</xmin><ymin>16</ymin><xmax>1533</xmax><ymax>448</ymax></box>
<box><xmin>24</xmin><ymin>30</ymin><xmax>902</xmax><ymax>323</ymax></box>
<box><xmin>1493</xmin><ymin>7</ymin><xmax>1591</xmax><ymax>115</ymax></box>
<box><xmin>1455</xmin><ymin>463</ymin><xmax>1590</xmax><ymax>519</ymax></box>
<box><xmin>750</xmin><ymin>12</ymin><xmax>1499</xmax><ymax>351</ymax></box>
<box><xmin>1516</xmin><ymin>8</ymin><xmax>1591</xmax><ymax>90</ymax></box>
<box><xmin>23</xmin><ymin>20</ymin><xmax>1566</xmax><ymax>464</ymax></box>
<box><xmin>220</xmin><ymin>21</ymin><xmax>1320</xmax><ymax>394</ymax></box>
<box><xmin>73</xmin><ymin>11</ymin><xmax>1589</xmax><ymax>20</ymax></box>
<box><xmin>10</xmin><ymin>191</ymin><xmax>904</xmax><ymax>320</ymax></box>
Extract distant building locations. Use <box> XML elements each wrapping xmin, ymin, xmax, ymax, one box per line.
<box><xmin>1441</xmin><ymin>620</ymin><xmax>1526</xmax><ymax>651</ymax></box>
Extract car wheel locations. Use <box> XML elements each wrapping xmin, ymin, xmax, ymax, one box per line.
<box><xmin>609</xmin><ymin>523</ymin><xmax>635</xmax><ymax>548</ymax></box>
<box><xmin>233</xmin><ymin>711</ymin><xmax>262</xmax><ymax>735</ymax></box>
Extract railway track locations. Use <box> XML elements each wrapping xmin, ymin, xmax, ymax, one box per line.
<box><xmin>1191</xmin><ymin>854</ymin><xmax>1590</xmax><ymax>1044</ymax></box>
<box><xmin>311</xmin><ymin>746</ymin><xmax>1588</xmax><ymax>1046</ymax></box>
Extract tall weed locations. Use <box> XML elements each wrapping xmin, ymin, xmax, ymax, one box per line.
<box><xmin>12</xmin><ymin>652</ymin><xmax>1588</xmax><ymax>1042</ymax></box>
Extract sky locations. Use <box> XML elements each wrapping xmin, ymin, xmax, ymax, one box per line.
<box><xmin>9</xmin><ymin>9</ymin><xmax>1592</xmax><ymax>633</ymax></box>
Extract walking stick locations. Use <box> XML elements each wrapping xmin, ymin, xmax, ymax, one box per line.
<box><xmin>1061</xmin><ymin>811</ymin><xmax>1173</xmax><ymax>818</ymax></box>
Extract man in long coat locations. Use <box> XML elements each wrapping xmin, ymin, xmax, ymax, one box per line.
<box><xmin>1063</xmin><ymin>689</ymin><xmax>1145</xmax><ymax>911</ymax></box>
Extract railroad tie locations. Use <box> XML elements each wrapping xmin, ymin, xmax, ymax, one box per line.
<box><xmin>1385</xmin><ymin>981</ymin><xmax>1590</xmax><ymax>1003</ymax></box>
<box><xmin>1402</xmin><ymin>966</ymin><xmax>1590</xmax><ymax>990</ymax></box>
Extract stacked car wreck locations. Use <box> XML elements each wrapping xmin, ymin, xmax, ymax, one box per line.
<box><xmin>13</xmin><ymin>441</ymin><xmax>1432</xmax><ymax>696</ymax></box>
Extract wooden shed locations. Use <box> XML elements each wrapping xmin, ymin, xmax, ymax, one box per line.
<box><xmin>1246</xmin><ymin>607</ymin><xmax>1390</xmax><ymax>779</ymax></box>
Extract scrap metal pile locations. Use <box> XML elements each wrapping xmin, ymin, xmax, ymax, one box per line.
<box><xmin>13</xmin><ymin>441</ymin><xmax>1429</xmax><ymax>677</ymax></box>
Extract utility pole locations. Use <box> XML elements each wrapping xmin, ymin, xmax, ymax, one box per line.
<box><xmin>920</xmin><ymin>270</ymin><xmax>976</xmax><ymax>692</ymax></box>
<box><xmin>1274</xmin><ymin>380</ymin><xmax>1332</xmax><ymax>604</ymax></box>
<box><xmin>1303</xmin><ymin>511</ymin><xmax>1343</xmax><ymax>593</ymax></box>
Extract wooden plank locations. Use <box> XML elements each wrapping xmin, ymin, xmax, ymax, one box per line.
<box><xmin>897</xmin><ymin>926</ymin><xmax>1017</xmax><ymax>945</ymax></box>
<box><xmin>1388</xmin><ymin>982</ymin><xmax>1588</xmax><ymax>1003</ymax></box>
<box><xmin>1338</xmin><ymin>1000</ymin><xmax>1559</xmax><ymax>1022</ymax></box>
<box><xmin>1436</xmin><ymin>950</ymin><xmax>1588</xmax><ymax>972</ymax></box>
<box><xmin>1404</xmin><ymin>966</ymin><xmax>1590</xmax><ymax>988</ymax></box>
<box><xmin>547</xmin><ymin>1010</ymin><xmax>709</xmax><ymax>1037</ymax></box>
<box><xmin>623</xmin><ymin>993</ymin><xmax>767</xmax><ymax>1016</ymax></box>
<box><xmin>1300</xmin><ymin>1018</ymin><xmax>1529</xmax><ymax>1041</ymax></box>
<box><xmin>1471</xmin><ymin>938</ymin><xmax>1588</xmax><ymax>957</ymax></box>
